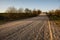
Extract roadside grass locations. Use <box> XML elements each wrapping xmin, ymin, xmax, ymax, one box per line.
<box><xmin>55</xmin><ymin>20</ymin><xmax>60</xmax><ymax>27</ymax></box>
<box><xmin>0</xmin><ymin>13</ymin><xmax>40</xmax><ymax>25</ymax></box>
<box><xmin>0</xmin><ymin>20</ymin><xmax>12</xmax><ymax>25</ymax></box>
<box><xmin>0</xmin><ymin>20</ymin><xmax>7</xmax><ymax>25</ymax></box>
<box><xmin>48</xmin><ymin>15</ymin><xmax>60</xmax><ymax>27</ymax></box>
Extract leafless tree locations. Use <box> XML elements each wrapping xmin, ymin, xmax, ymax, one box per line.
<box><xmin>17</xmin><ymin>8</ymin><xmax>24</xmax><ymax>13</ymax></box>
<box><xmin>5</xmin><ymin>7</ymin><xmax>17</xmax><ymax>13</ymax></box>
<box><xmin>25</xmin><ymin>8</ymin><xmax>30</xmax><ymax>13</ymax></box>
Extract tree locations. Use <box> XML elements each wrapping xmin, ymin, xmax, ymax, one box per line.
<box><xmin>17</xmin><ymin>8</ymin><xmax>24</xmax><ymax>13</ymax></box>
<box><xmin>55</xmin><ymin>9</ymin><xmax>60</xmax><ymax>16</ymax></box>
<box><xmin>32</xmin><ymin>9</ymin><xmax>39</xmax><ymax>16</ymax></box>
<box><xmin>5</xmin><ymin>7</ymin><xmax>17</xmax><ymax>13</ymax></box>
<box><xmin>48</xmin><ymin>10</ymin><xmax>55</xmax><ymax>15</ymax></box>
<box><xmin>37</xmin><ymin>10</ymin><xmax>41</xmax><ymax>14</ymax></box>
<box><xmin>32</xmin><ymin>9</ymin><xmax>37</xmax><ymax>14</ymax></box>
<box><xmin>25</xmin><ymin>8</ymin><xmax>30</xmax><ymax>13</ymax></box>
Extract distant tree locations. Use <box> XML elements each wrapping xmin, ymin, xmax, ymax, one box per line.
<box><xmin>17</xmin><ymin>8</ymin><xmax>24</xmax><ymax>13</ymax></box>
<box><xmin>37</xmin><ymin>10</ymin><xmax>41</xmax><ymax>14</ymax></box>
<box><xmin>5</xmin><ymin>7</ymin><xmax>17</xmax><ymax>13</ymax></box>
<box><xmin>48</xmin><ymin>10</ymin><xmax>55</xmax><ymax>15</ymax></box>
<box><xmin>55</xmin><ymin>9</ymin><xmax>60</xmax><ymax>16</ymax></box>
<box><xmin>25</xmin><ymin>8</ymin><xmax>30</xmax><ymax>13</ymax></box>
<box><xmin>28</xmin><ymin>10</ymin><xmax>32</xmax><ymax>13</ymax></box>
<box><xmin>32</xmin><ymin>9</ymin><xmax>39</xmax><ymax>16</ymax></box>
<box><xmin>32</xmin><ymin>9</ymin><xmax>37</xmax><ymax>14</ymax></box>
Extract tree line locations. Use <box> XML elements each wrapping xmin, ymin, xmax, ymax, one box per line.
<box><xmin>0</xmin><ymin>7</ymin><xmax>41</xmax><ymax>21</ymax></box>
<box><xmin>48</xmin><ymin>9</ymin><xmax>60</xmax><ymax>16</ymax></box>
<box><xmin>47</xmin><ymin>9</ymin><xmax>60</xmax><ymax>20</ymax></box>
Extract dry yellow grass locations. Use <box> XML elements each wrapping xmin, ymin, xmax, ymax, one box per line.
<box><xmin>55</xmin><ymin>20</ymin><xmax>60</xmax><ymax>27</ymax></box>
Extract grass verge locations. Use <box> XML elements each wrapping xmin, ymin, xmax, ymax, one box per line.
<box><xmin>48</xmin><ymin>15</ymin><xmax>60</xmax><ymax>27</ymax></box>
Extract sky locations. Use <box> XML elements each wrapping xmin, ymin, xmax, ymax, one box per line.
<box><xmin>0</xmin><ymin>0</ymin><xmax>60</xmax><ymax>12</ymax></box>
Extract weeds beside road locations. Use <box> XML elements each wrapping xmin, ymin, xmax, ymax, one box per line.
<box><xmin>47</xmin><ymin>14</ymin><xmax>60</xmax><ymax>27</ymax></box>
